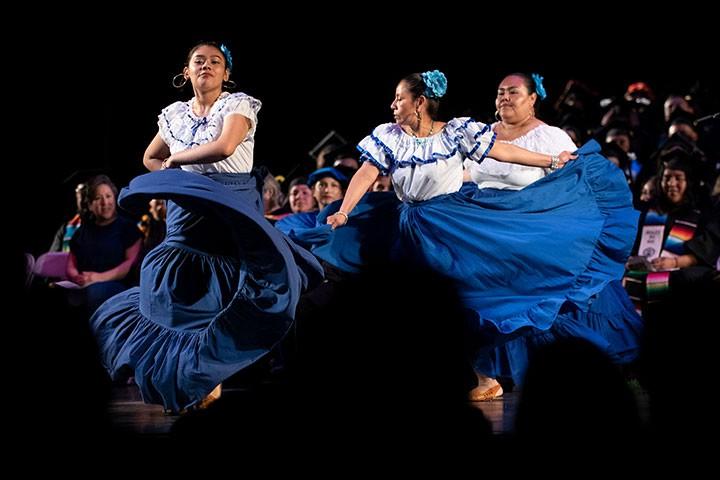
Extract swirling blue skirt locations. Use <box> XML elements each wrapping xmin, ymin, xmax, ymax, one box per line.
<box><xmin>295</xmin><ymin>141</ymin><xmax>641</xmax><ymax>382</ymax></box>
<box><xmin>90</xmin><ymin>170</ymin><xmax>323</xmax><ymax>411</ymax></box>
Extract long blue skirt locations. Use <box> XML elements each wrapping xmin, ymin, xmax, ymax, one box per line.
<box><xmin>474</xmin><ymin>280</ymin><xmax>643</xmax><ymax>384</ymax></box>
<box><xmin>90</xmin><ymin>170</ymin><xmax>323</xmax><ymax>411</ymax></box>
<box><xmin>296</xmin><ymin>140</ymin><xmax>641</xmax><ymax>382</ymax></box>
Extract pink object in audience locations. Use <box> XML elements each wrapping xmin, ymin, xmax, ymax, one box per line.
<box><xmin>33</xmin><ymin>252</ymin><xmax>70</xmax><ymax>280</ymax></box>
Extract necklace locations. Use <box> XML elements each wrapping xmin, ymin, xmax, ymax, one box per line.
<box><xmin>410</xmin><ymin>120</ymin><xmax>435</xmax><ymax>138</ymax></box>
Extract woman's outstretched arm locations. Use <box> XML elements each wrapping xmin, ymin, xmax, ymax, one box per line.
<box><xmin>327</xmin><ymin>162</ymin><xmax>380</xmax><ymax>229</ymax></box>
<box><xmin>490</xmin><ymin>142</ymin><xmax>576</xmax><ymax>169</ymax></box>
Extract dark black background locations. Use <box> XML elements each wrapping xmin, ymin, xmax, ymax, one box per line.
<box><xmin>19</xmin><ymin>14</ymin><xmax>717</xmax><ymax>255</ymax></box>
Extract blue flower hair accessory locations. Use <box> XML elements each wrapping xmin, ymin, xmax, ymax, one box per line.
<box><xmin>421</xmin><ymin>70</ymin><xmax>447</xmax><ymax>99</ymax></box>
<box><xmin>531</xmin><ymin>73</ymin><xmax>547</xmax><ymax>100</ymax></box>
<box><xmin>220</xmin><ymin>43</ymin><xmax>233</xmax><ymax>71</ymax></box>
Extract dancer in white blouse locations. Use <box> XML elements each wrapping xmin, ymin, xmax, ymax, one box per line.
<box><xmin>321</xmin><ymin>70</ymin><xmax>638</xmax><ymax>403</ymax></box>
<box><xmin>327</xmin><ymin>70</ymin><xmax>574</xmax><ymax>228</ymax></box>
<box><xmin>464</xmin><ymin>72</ymin><xmax>577</xmax><ymax>191</ymax></box>
<box><xmin>461</xmin><ymin>73</ymin><xmax>641</xmax><ymax>400</ymax></box>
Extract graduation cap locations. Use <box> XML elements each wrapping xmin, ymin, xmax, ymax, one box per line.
<box><xmin>604</xmin><ymin>122</ymin><xmax>631</xmax><ymax>139</ymax></box>
<box><xmin>307</xmin><ymin>167</ymin><xmax>349</xmax><ymax>188</ymax></box>
<box><xmin>694</xmin><ymin>112</ymin><xmax>719</xmax><ymax>126</ymax></box>
<box><xmin>284</xmin><ymin>130</ymin><xmax>351</xmax><ymax>181</ymax></box>
<box><xmin>308</xmin><ymin>130</ymin><xmax>348</xmax><ymax>161</ymax></box>
<box><xmin>61</xmin><ymin>168</ymin><xmax>106</xmax><ymax>188</ymax></box>
<box><xmin>668</xmin><ymin>112</ymin><xmax>695</xmax><ymax>127</ymax></box>
<box><xmin>660</xmin><ymin>149</ymin><xmax>700</xmax><ymax>178</ymax></box>
<box><xmin>328</xmin><ymin>143</ymin><xmax>359</xmax><ymax>162</ymax></box>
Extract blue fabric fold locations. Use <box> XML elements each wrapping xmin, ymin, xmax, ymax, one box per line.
<box><xmin>290</xmin><ymin>192</ymin><xmax>401</xmax><ymax>274</ymax></box>
<box><xmin>90</xmin><ymin>170</ymin><xmax>323</xmax><ymax>411</ymax></box>
<box><xmin>295</xmin><ymin>141</ymin><xmax>639</xmax><ymax>378</ymax></box>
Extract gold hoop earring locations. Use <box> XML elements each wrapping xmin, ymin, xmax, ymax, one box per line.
<box><xmin>172</xmin><ymin>73</ymin><xmax>188</xmax><ymax>89</ymax></box>
<box><xmin>415</xmin><ymin>109</ymin><xmax>421</xmax><ymax>121</ymax></box>
<box><xmin>494</xmin><ymin>110</ymin><xmax>501</xmax><ymax>122</ymax></box>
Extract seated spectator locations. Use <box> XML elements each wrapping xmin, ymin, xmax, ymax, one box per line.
<box><xmin>624</xmin><ymin>152</ymin><xmax>716</xmax><ymax>312</ymax></box>
<box><xmin>50</xmin><ymin>182</ymin><xmax>88</xmax><ymax>253</ymax></box>
<box><xmin>287</xmin><ymin>176</ymin><xmax>317</xmax><ymax>214</ymax></box>
<box><xmin>309</xmin><ymin>167</ymin><xmax>347</xmax><ymax>210</ymax></box>
<box><xmin>67</xmin><ymin>174</ymin><xmax>143</xmax><ymax>313</ymax></box>
<box><xmin>275</xmin><ymin>167</ymin><xmax>347</xmax><ymax>235</ymax></box>
<box><xmin>639</xmin><ymin>175</ymin><xmax>657</xmax><ymax>206</ymax></box>
<box><xmin>663</xmin><ymin>94</ymin><xmax>695</xmax><ymax>124</ymax></box>
<box><xmin>262</xmin><ymin>172</ymin><xmax>291</xmax><ymax>223</ymax></box>
<box><xmin>138</xmin><ymin>198</ymin><xmax>167</xmax><ymax>254</ymax></box>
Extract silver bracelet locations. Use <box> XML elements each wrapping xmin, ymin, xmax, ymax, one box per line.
<box><xmin>549</xmin><ymin>155</ymin><xmax>560</xmax><ymax>170</ymax></box>
<box><xmin>335</xmin><ymin>211</ymin><xmax>349</xmax><ymax>224</ymax></box>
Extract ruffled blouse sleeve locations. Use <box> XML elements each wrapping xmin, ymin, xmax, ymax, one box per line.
<box><xmin>446</xmin><ymin>117</ymin><xmax>497</xmax><ymax>164</ymax></box>
<box><xmin>357</xmin><ymin>123</ymin><xmax>397</xmax><ymax>175</ymax></box>
<box><xmin>222</xmin><ymin>93</ymin><xmax>262</xmax><ymax>135</ymax></box>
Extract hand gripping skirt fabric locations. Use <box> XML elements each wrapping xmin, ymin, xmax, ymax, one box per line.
<box><xmin>297</xmin><ymin>141</ymin><xmax>640</xmax><ymax>381</ymax></box>
<box><xmin>90</xmin><ymin>170</ymin><xmax>323</xmax><ymax>412</ymax></box>
<box><xmin>287</xmin><ymin>191</ymin><xmax>402</xmax><ymax>273</ymax></box>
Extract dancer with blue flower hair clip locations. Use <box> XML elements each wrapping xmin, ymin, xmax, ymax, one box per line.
<box><xmin>461</xmin><ymin>72</ymin><xmax>642</xmax><ymax>400</ymax></box>
<box><xmin>153</xmin><ymin>40</ymin><xmax>249</xmax><ymax>172</ymax></box>
<box><xmin>465</xmin><ymin>72</ymin><xmax>575</xmax><ymax>191</ymax></box>
<box><xmin>421</xmin><ymin>70</ymin><xmax>447</xmax><ymax>99</ymax></box>
<box><xmin>310</xmin><ymin>70</ymin><xmax>637</xmax><ymax>403</ymax></box>
<box><xmin>88</xmin><ymin>41</ymin><xmax>323</xmax><ymax>413</ymax></box>
<box><xmin>531</xmin><ymin>73</ymin><xmax>547</xmax><ymax>100</ymax></box>
<box><xmin>326</xmin><ymin>69</ymin><xmax>576</xmax><ymax>227</ymax></box>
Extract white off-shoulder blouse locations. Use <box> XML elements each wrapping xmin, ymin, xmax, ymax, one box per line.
<box><xmin>358</xmin><ymin>117</ymin><xmax>497</xmax><ymax>202</ymax></box>
<box><xmin>463</xmin><ymin>124</ymin><xmax>576</xmax><ymax>190</ymax></box>
<box><xmin>158</xmin><ymin>92</ymin><xmax>262</xmax><ymax>174</ymax></box>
